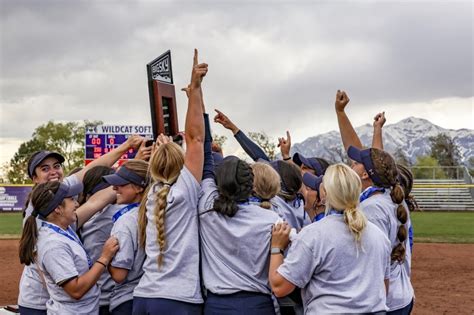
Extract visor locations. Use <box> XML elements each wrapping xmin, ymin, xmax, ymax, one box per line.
<box><xmin>302</xmin><ymin>172</ymin><xmax>323</xmax><ymax>196</ymax></box>
<box><xmin>103</xmin><ymin>166</ymin><xmax>148</xmax><ymax>188</ymax></box>
<box><xmin>347</xmin><ymin>146</ymin><xmax>385</xmax><ymax>187</ymax></box>
<box><xmin>28</xmin><ymin>151</ymin><xmax>65</xmax><ymax>179</ymax></box>
<box><xmin>292</xmin><ymin>153</ymin><xmax>324</xmax><ymax>176</ymax></box>
<box><xmin>38</xmin><ymin>182</ymin><xmax>83</xmax><ymax>218</ymax></box>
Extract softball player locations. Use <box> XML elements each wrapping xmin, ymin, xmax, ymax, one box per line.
<box><xmin>19</xmin><ymin>181</ymin><xmax>119</xmax><ymax>315</ymax></box>
<box><xmin>132</xmin><ymin>49</ymin><xmax>207</xmax><ymax>314</ymax></box>
<box><xmin>102</xmin><ymin>160</ymin><xmax>148</xmax><ymax>315</ymax></box>
<box><xmin>269</xmin><ymin>164</ymin><xmax>391</xmax><ymax>313</ymax></box>
<box><xmin>348</xmin><ymin>146</ymin><xmax>414</xmax><ymax>314</ymax></box>
<box><xmin>19</xmin><ymin>137</ymin><xmax>143</xmax><ymax>314</ymax></box>
<box><xmin>79</xmin><ymin>166</ymin><xmax>122</xmax><ymax>315</ymax></box>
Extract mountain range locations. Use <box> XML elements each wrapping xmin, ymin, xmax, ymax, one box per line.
<box><xmin>290</xmin><ymin>117</ymin><xmax>473</xmax><ymax>165</ymax></box>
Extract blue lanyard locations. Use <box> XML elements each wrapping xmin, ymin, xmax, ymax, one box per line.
<box><xmin>42</xmin><ymin>221</ymin><xmax>92</xmax><ymax>268</ymax></box>
<box><xmin>292</xmin><ymin>194</ymin><xmax>304</xmax><ymax>208</ymax></box>
<box><xmin>313</xmin><ymin>212</ymin><xmax>326</xmax><ymax>223</ymax></box>
<box><xmin>359</xmin><ymin>186</ymin><xmax>385</xmax><ymax>203</ymax></box>
<box><xmin>328</xmin><ymin>209</ymin><xmax>344</xmax><ymax>216</ymax></box>
<box><xmin>112</xmin><ymin>203</ymin><xmax>139</xmax><ymax>223</ymax></box>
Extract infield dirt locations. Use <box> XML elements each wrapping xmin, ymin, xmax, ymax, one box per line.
<box><xmin>1</xmin><ymin>240</ymin><xmax>473</xmax><ymax>314</ymax></box>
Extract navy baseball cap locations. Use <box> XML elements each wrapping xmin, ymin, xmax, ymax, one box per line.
<box><xmin>34</xmin><ymin>182</ymin><xmax>83</xmax><ymax>219</ymax></box>
<box><xmin>103</xmin><ymin>166</ymin><xmax>148</xmax><ymax>188</ymax></box>
<box><xmin>302</xmin><ymin>172</ymin><xmax>323</xmax><ymax>196</ymax></box>
<box><xmin>28</xmin><ymin>151</ymin><xmax>65</xmax><ymax>179</ymax></box>
<box><xmin>292</xmin><ymin>153</ymin><xmax>324</xmax><ymax>176</ymax></box>
<box><xmin>347</xmin><ymin>146</ymin><xmax>385</xmax><ymax>187</ymax></box>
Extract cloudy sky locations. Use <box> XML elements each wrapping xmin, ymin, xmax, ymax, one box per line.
<box><xmin>1</xmin><ymin>0</ymin><xmax>473</xmax><ymax>168</ymax></box>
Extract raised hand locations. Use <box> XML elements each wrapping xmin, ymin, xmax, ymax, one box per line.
<box><xmin>214</xmin><ymin>109</ymin><xmax>239</xmax><ymax>134</ymax></box>
<box><xmin>181</xmin><ymin>85</ymin><xmax>191</xmax><ymax>99</ymax></box>
<box><xmin>373</xmin><ymin>112</ymin><xmax>386</xmax><ymax>129</ymax></box>
<box><xmin>190</xmin><ymin>49</ymin><xmax>208</xmax><ymax>89</ymax></box>
<box><xmin>126</xmin><ymin>135</ymin><xmax>145</xmax><ymax>150</ymax></box>
<box><xmin>134</xmin><ymin>138</ymin><xmax>153</xmax><ymax>161</ymax></box>
<box><xmin>278</xmin><ymin>131</ymin><xmax>292</xmax><ymax>160</ymax></box>
<box><xmin>335</xmin><ymin>90</ymin><xmax>350</xmax><ymax>113</ymax></box>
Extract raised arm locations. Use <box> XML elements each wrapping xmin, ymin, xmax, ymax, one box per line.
<box><xmin>184</xmin><ymin>49</ymin><xmax>207</xmax><ymax>182</ymax></box>
<box><xmin>75</xmin><ymin>186</ymin><xmax>116</xmax><ymax>229</ymax></box>
<box><xmin>278</xmin><ymin>131</ymin><xmax>292</xmax><ymax>161</ymax></box>
<box><xmin>372</xmin><ymin>112</ymin><xmax>386</xmax><ymax>150</ymax></box>
<box><xmin>335</xmin><ymin>90</ymin><xmax>363</xmax><ymax>151</ymax></box>
<box><xmin>214</xmin><ymin>109</ymin><xmax>270</xmax><ymax>161</ymax></box>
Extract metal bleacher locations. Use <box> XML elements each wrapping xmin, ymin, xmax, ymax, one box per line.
<box><xmin>411</xmin><ymin>166</ymin><xmax>474</xmax><ymax>211</ymax></box>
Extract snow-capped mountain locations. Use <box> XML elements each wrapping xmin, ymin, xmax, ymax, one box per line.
<box><xmin>290</xmin><ymin>117</ymin><xmax>473</xmax><ymax>164</ymax></box>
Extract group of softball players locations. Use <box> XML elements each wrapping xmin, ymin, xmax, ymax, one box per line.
<box><xmin>18</xmin><ymin>50</ymin><xmax>415</xmax><ymax>315</ymax></box>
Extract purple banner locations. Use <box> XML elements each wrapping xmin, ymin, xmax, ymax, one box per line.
<box><xmin>0</xmin><ymin>185</ymin><xmax>33</xmax><ymax>211</ymax></box>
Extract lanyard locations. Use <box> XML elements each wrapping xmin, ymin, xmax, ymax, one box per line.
<box><xmin>359</xmin><ymin>186</ymin><xmax>385</xmax><ymax>203</ymax></box>
<box><xmin>328</xmin><ymin>209</ymin><xmax>344</xmax><ymax>216</ymax></box>
<box><xmin>42</xmin><ymin>221</ymin><xmax>93</xmax><ymax>268</ymax></box>
<box><xmin>112</xmin><ymin>203</ymin><xmax>139</xmax><ymax>223</ymax></box>
<box><xmin>313</xmin><ymin>212</ymin><xmax>326</xmax><ymax>223</ymax></box>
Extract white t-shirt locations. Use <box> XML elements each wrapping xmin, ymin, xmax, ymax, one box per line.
<box><xmin>133</xmin><ymin>166</ymin><xmax>203</xmax><ymax>303</ymax></box>
<box><xmin>278</xmin><ymin>214</ymin><xmax>391</xmax><ymax>314</ymax></box>
<box><xmin>198</xmin><ymin>178</ymin><xmax>281</xmax><ymax>295</ymax></box>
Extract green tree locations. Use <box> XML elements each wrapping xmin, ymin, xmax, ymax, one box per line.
<box><xmin>212</xmin><ymin>133</ymin><xmax>227</xmax><ymax>149</ymax></box>
<box><xmin>3</xmin><ymin>120</ymin><xmax>102</xmax><ymax>184</ymax></box>
<box><xmin>248</xmin><ymin>131</ymin><xmax>277</xmax><ymax>160</ymax></box>
<box><xmin>411</xmin><ymin>155</ymin><xmax>446</xmax><ymax>180</ymax></box>
<box><xmin>429</xmin><ymin>133</ymin><xmax>460</xmax><ymax>178</ymax></box>
<box><xmin>393</xmin><ymin>148</ymin><xmax>411</xmax><ymax>167</ymax></box>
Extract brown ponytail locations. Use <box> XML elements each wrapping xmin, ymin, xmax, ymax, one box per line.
<box><xmin>19</xmin><ymin>215</ymin><xmax>38</xmax><ymax>265</ymax></box>
<box><xmin>390</xmin><ymin>180</ymin><xmax>408</xmax><ymax>263</ymax></box>
<box><xmin>19</xmin><ymin>181</ymin><xmax>61</xmax><ymax>265</ymax></box>
<box><xmin>138</xmin><ymin>185</ymin><xmax>151</xmax><ymax>249</ymax></box>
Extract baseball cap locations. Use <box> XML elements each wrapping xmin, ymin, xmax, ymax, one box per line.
<box><xmin>302</xmin><ymin>172</ymin><xmax>323</xmax><ymax>196</ymax></box>
<box><xmin>28</xmin><ymin>151</ymin><xmax>65</xmax><ymax>179</ymax></box>
<box><xmin>292</xmin><ymin>153</ymin><xmax>324</xmax><ymax>176</ymax></box>
<box><xmin>34</xmin><ymin>182</ymin><xmax>84</xmax><ymax>219</ymax></box>
<box><xmin>347</xmin><ymin>146</ymin><xmax>385</xmax><ymax>187</ymax></box>
<box><xmin>103</xmin><ymin>166</ymin><xmax>148</xmax><ymax>188</ymax></box>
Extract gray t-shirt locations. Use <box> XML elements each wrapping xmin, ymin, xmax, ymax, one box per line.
<box><xmin>109</xmin><ymin>206</ymin><xmax>145</xmax><ymax>311</ymax></box>
<box><xmin>271</xmin><ymin>196</ymin><xmax>310</xmax><ymax>230</ymax></box>
<box><xmin>81</xmin><ymin>203</ymin><xmax>122</xmax><ymax>307</ymax></box>
<box><xmin>19</xmin><ymin>174</ymin><xmax>81</xmax><ymax>310</ymax></box>
<box><xmin>37</xmin><ymin>222</ymin><xmax>100</xmax><ymax>315</ymax></box>
<box><xmin>133</xmin><ymin>166</ymin><xmax>203</xmax><ymax>303</ymax></box>
<box><xmin>198</xmin><ymin>178</ymin><xmax>281</xmax><ymax>295</ymax></box>
<box><xmin>278</xmin><ymin>215</ymin><xmax>391</xmax><ymax>314</ymax></box>
<box><xmin>360</xmin><ymin>191</ymin><xmax>415</xmax><ymax>311</ymax></box>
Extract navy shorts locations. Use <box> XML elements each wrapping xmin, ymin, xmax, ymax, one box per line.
<box><xmin>18</xmin><ymin>306</ymin><xmax>47</xmax><ymax>315</ymax></box>
<box><xmin>204</xmin><ymin>291</ymin><xmax>276</xmax><ymax>315</ymax></box>
<box><xmin>133</xmin><ymin>297</ymin><xmax>203</xmax><ymax>315</ymax></box>
<box><xmin>112</xmin><ymin>300</ymin><xmax>133</xmax><ymax>315</ymax></box>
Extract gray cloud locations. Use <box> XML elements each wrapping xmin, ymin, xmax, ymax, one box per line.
<box><xmin>1</xmin><ymin>0</ymin><xmax>472</xmax><ymax>143</ymax></box>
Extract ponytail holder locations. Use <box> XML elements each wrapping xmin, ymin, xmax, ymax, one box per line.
<box><xmin>31</xmin><ymin>209</ymin><xmax>39</xmax><ymax>218</ymax></box>
<box><xmin>162</xmin><ymin>182</ymin><xmax>171</xmax><ymax>187</ymax></box>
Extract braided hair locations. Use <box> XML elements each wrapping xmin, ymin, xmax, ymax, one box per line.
<box><xmin>213</xmin><ymin>156</ymin><xmax>254</xmax><ymax>217</ymax></box>
<box><xmin>397</xmin><ymin>164</ymin><xmax>419</xmax><ymax>212</ymax></box>
<box><xmin>371</xmin><ymin>148</ymin><xmax>408</xmax><ymax>263</ymax></box>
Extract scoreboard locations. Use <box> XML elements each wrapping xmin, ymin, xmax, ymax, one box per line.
<box><xmin>85</xmin><ymin>125</ymin><xmax>153</xmax><ymax>165</ymax></box>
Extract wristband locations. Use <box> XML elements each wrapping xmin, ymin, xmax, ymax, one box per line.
<box><xmin>96</xmin><ymin>260</ymin><xmax>107</xmax><ymax>268</ymax></box>
<box><xmin>283</xmin><ymin>157</ymin><xmax>291</xmax><ymax>161</ymax></box>
<box><xmin>270</xmin><ymin>247</ymin><xmax>285</xmax><ymax>255</ymax></box>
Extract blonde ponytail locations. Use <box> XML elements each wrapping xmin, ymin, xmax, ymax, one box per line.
<box><xmin>155</xmin><ymin>185</ymin><xmax>171</xmax><ymax>267</ymax></box>
<box><xmin>323</xmin><ymin>163</ymin><xmax>367</xmax><ymax>244</ymax></box>
<box><xmin>138</xmin><ymin>185</ymin><xmax>151</xmax><ymax>249</ymax></box>
<box><xmin>343</xmin><ymin>205</ymin><xmax>367</xmax><ymax>243</ymax></box>
<box><xmin>148</xmin><ymin>142</ymin><xmax>184</xmax><ymax>268</ymax></box>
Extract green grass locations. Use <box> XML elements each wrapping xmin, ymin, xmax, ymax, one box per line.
<box><xmin>411</xmin><ymin>212</ymin><xmax>474</xmax><ymax>243</ymax></box>
<box><xmin>1</xmin><ymin>211</ymin><xmax>474</xmax><ymax>243</ymax></box>
<box><xmin>0</xmin><ymin>212</ymin><xmax>23</xmax><ymax>239</ymax></box>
